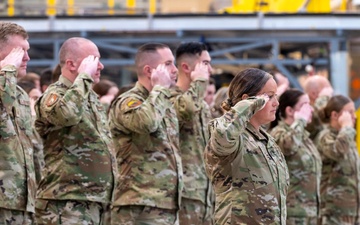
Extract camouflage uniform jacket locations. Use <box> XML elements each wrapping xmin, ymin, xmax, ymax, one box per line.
<box><xmin>306</xmin><ymin>96</ymin><xmax>330</xmax><ymax>140</ymax></box>
<box><xmin>315</xmin><ymin>125</ymin><xmax>360</xmax><ymax>217</ymax></box>
<box><xmin>108</xmin><ymin>82</ymin><xmax>183</xmax><ymax>209</ymax></box>
<box><xmin>35</xmin><ymin>74</ymin><xmax>117</xmax><ymax>204</ymax></box>
<box><xmin>270</xmin><ymin>119</ymin><xmax>322</xmax><ymax>218</ymax></box>
<box><xmin>170</xmin><ymin>78</ymin><xmax>213</xmax><ymax>209</ymax></box>
<box><xmin>0</xmin><ymin>65</ymin><xmax>36</xmax><ymax>212</ymax></box>
<box><xmin>205</xmin><ymin>97</ymin><xmax>289</xmax><ymax>225</ymax></box>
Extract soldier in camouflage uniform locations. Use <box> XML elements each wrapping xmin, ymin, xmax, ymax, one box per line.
<box><xmin>204</xmin><ymin>68</ymin><xmax>289</xmax><ymax>225</ymax></box>
<box><xmin>108</xmin><ymin>43</ymin><xmax>183</xmax><ymax>225</ymax></box>
<box><xmin>315</xmin><ymin>95</ymin><xmax>360</xmax><ymax>225</ymax></box>
<box><xmin>303</xmin><ymin>75</ymin><xmax>333</xmax><ymax>140</ymax></box>
<box><xmin>34</xmin><ymin>37</ymin><xmax>117</xmax><ymax>224</ymax></box>
<box><xmin>0</xmin><ymin>22</ymin><xmax>37</xmax><ymax>225</ymax></box>
<box><xmin>171</xmin><ymin>42</ymin><xmax>213</xmax><ymax>225</ymax></box>
<box><xmin>269</xmin><ymin>89</ymin><xmax>322</xmax><ymax>225</ymax></box>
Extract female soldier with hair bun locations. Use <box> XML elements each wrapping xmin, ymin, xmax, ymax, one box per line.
<box><xmin>315</xmin><ymin>95</ymin><xmax>360</xmax><ymax>225</ymax></box>
<box><xmin>204</xmin><ymin>68</ymin><xmax>289</xmax><ymax>225</ymax></box>
<box><xmin>269</xmin><ymin>88</ymin><xmax>322</xmax><ymax>225</ymax></box>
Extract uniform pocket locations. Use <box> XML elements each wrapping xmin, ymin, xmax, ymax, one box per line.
<box><xmin>243</xmin><ymin>148</ymin><xmax>274</xmax><ymax>189</ymax></box>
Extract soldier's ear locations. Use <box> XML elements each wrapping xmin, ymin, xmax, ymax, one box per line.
<box><xmin>65</xmin><ymin>59</ymin><xmax>76</xmax><ymax>72</ymax></box>
<box><xmin>143</xmin><ymin>65</ymin><xmax>152</xmax><ymax>79</ymax></box>
<box><xmin>181</xmin><ymin>62</ymin><xmax>191</xmax><ymax>74</ymax></box>
<box><xmin>241</xmin><ymin>94</ymin><xmax>249</xmax><ymax>100</ymax></box>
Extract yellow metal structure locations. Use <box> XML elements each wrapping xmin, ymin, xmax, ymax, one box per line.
<box><xmin>223</xmin><ymin>0</ymin><xmax>331</xmax><ymax>13</ymax></box>
<box><xmin>46</xmin><ymin>0</ymin><xmax>57</xmax><ymax>16</ymax></box>
<box><xmin>149</xmin><ymin>0</ymin><xmax>157</xmax><ymax>14</ymax></box>
<box><xmin>67</xmin><ymin>0</ymin><xmax>74</xmax><ymax>16</ymax></box>
<box><xmin>108</xmin><ymin>0</ymin><xmax>115</xmax><ymax>15</ymax></box>
<box><xmin>126</xmin><ymin>0</ymin><xmax>136</xmax><ymax>14</ymax></box>
<box><xmin>357</xmin><ymin>108</ymin><xmax>360</xmax><ymax>155</ymax></box>
<box><xmin>7</xmin><ymin>0</ymin><xmax>15</xmax><ymax>16</ymax></box>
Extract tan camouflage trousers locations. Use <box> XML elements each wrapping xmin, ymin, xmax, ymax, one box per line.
<box><xmin>111</xmin><ymin>205</ymin><xmax>178</xmax><ymax>225</ymax></box>
<box><xmin>0</xmin><ymin>208</ymin><xmax>35</xmax><ymax>225</ymax></box>
<box><xmin>286</xmin><ymin>216</ymin><xmax>318</xmax><ymax>225</ymax></box>
<box><xmin>179</xmin><ymin>198</ymin><xmax>213</xmax><ymax>225</ymax></box>
<box><xmin>35</xmin><ymin>199</ymin><xmax>106</xmax><ymax>225</ymax></box>
<box><xmin>320</xmin><ymin>215</ymin><xmax>360</xmax><ymax>225</ymax></box>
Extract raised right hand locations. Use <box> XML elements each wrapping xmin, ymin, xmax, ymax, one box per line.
<box><xmin>338</xmin><ymin>111</ymin><xmax>354</xmax><ymax>128</ymax></box>
<box><xmin>78</xmin><ymin>55</ymin><xmax>99</xmax><ymax>77</ymax></box>
<box><xmin>151</xmin><ymin>64</ymin><xmax>172</xmax><ymax>88</ymax></box>
<box><xmin>294</xmin><ymin>104</ymin><xmax>313</xmax><ymax>122</ymax></box>
<box><xmin>0</xmin><ymin>47</ymin><xmax>24</xmax><ymax>69</ymax></box>
<box><xmin>190</xmin><ymin>62</ymin><xmax>210</xmax><ymax>81</ymax></box>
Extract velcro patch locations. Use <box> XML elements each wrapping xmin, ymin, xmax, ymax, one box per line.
<box><xmin>45</xmin><ymin>93</ymin><xmax>59</xmax><ymax>107</ymax></box>
<box><xmin>126</xmin><ymin>99</ymin><xmax>142</xmax><ymax>108</ymax></box>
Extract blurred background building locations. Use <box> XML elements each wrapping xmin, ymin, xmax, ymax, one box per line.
<box><xmin>1</xmin><ymin>0</ymin><xmax>360</xmax><ymax>100</ymax></box>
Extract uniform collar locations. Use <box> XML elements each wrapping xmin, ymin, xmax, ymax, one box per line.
<box><xmin>246</xmin><ymin>123</ymin><xmax>268</xmax><ymax>141</ymax></box>
<box><xmin>58</xmin><ymin>75</ymin><xmax>74</xmax><ymax>88</ymax></box>
<box><xmin>135</xmin><ymin>81</ymin><xmax>149</xmax><ymax>96</ymax></box>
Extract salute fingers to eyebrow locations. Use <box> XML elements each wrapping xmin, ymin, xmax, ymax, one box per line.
<box><xmin>1</xmin><ymin>47</ymin><xmax>24</xmax><ymax>69</ymax></box>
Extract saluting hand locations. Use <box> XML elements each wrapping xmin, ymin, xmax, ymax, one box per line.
<box><xmin>339</xmin><ymin>111</ymin><xmax>354</xmax><ymax>128</ymax></box>
<box><xmin>257</xmin><ymin>93</ymin><xmax>270</xmax><ymax>111</ymax></box>
<box><xmin>78</xmin><ymin>55</ymin><xmax>99</xmax><ymax>77</ymax></box>
<box><xmin>190</xmin><ymin>62</ymin><xmax>210</xmax><ymax>81</ymax></box>
<box><xmin>0</xmin><ymin>47</ymin><xmax>24</xmax><ymax>69</ymax></box>
<box><xmin>151</xmin><ymin>64</ymin><xmax>172</xmax><ymax>88</ymax></box>
<box><xmin>294</xmin><ymin>103</ymin><xmax>313</xmax><ymax>123</ymax></box>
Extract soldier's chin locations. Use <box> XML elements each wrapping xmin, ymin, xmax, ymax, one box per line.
<box><xmin>17</xmin><ymin>69</ymin><xmax>27</xmax><ymax>79</ymax></box>
<box><xmin>93</xmin><ymin>76</ymin><xmax>100</xmax><ymax>84</ymax></box>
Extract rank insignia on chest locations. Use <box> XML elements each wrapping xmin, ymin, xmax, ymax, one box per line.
<box><xmin>46</xmin><ymin>93</ymin><xmax>59</xmax><ymax>107</ymax></box>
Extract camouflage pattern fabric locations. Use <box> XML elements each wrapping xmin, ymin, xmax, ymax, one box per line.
<box><xmin>108</xmin><ymin>82</ymin><xmax>183</xmax><ymax>210</ymax></box>
<box><xmin>169</xmin><ymin>78</ymin><xmax>214</xmax><ymax>224</ymax></box>
<box><xmin>205</xmin><ymin>97</ymin><xmax>289</xmax><ymax>225</ymax></box>
<box><xmin>315</xmin><ymin>126</ymin><xmax>360</xmax><ymax>219</ymax></box>
<box><xmin>306</xmin><ymin>95</ymin><xmax>330</xmax><ymax>140</ymax></box>
<box><xmin>35</xmin><ymin>199</ymin><xmax>105</xmax><ymax>225</ymax></box>
<box><xmin>35</xmin><ymin>74</ymin><xmax>117</xmax><ymax>204</ymax></box>
<box><xmin>0</xmin><ymin>65</ymin><xmax>36</xmax><ymax>213</ymax></box>
<box><xmin>286</xmin><ymin>216</ymin><xmax>318</xmax><ymax>225</ymax></box>
<box><xmin>111</xmin><ymin>205</ymin><xmax>178</xmax><ymax>225</ymax></box>
<box><xmin>31</xmin><ymin>117</ymin><xmax>45</xmax><ymax>185</ymax></box>
<box><xmin>178</xmin><ymin>198</ymin><xmax>213</xmax><ymax>225</ymax></box>
<box><xmin>270</xmin><ymin>119</ymin><xmax>322</xmax><ymax>220</ymax></box>
<box><xmin>0</xmin><ymin>208</ymin><xmax>35</xmax><ymax>225</ymax></box>
<box><xmin>320</xmin><ymin>215</ymin><xmax>360</xmax><ymax>225</ymax></box>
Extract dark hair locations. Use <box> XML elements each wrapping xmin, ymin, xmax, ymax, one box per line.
<box><xmin>175</xmin><ymin>41</ymin><xmax>207</xmax><ymax>62</ymax></box>
<box><xmin>18</xmin><ymin>80</ymin><xmax>36</xmax><ymax>94</ymax></box>
<box><xmin>269</xmin><ymin>88</ymin><xmax>305</xmax><ymax>129</ymax></box>
<box><xmin>135</xmin><ymin>42</ymin><xmax>169</xmax><ymax>67</ymax></box>
<box><xmin>93</xmin><ymin>79</ymin><xmax>118</xmax><ymax>97</ymax></box>
<box><xmin>40</xmin><ymin>68</ymin><xmax>53</xmax><ymax>89</ymax></box>
<box><xmin>209</xmin><ymin>77</ymin><xmax>216</xmax><ymax>86</ymax></box>
<box><xmin>318</xmin><ymin>95</ymin><xmax>351</xmax><ymax>123</ymax></box>
<box><xmin>222</xmin><ymin>68</ymin><xmax>271</xmax><ymax>111</ymax></box>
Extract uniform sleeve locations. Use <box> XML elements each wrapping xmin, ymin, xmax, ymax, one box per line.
<box><xmin>0</xmin><ymin>65</ymin><xmax>18</xmax><ymax>113</ymax></box>
<box><xmin>37</xmin><ymin>73</ymin><xmax>93</xmax><ymax>126</ymax></box>
<box><xmin>110</xmin><ymin>85</ymin><xmax>172</xmax><ymax>134</ymax></box>
<box><xmin>271</xmin><ymin>118</ymin><xmax>307</xmax><ymax>156</ymax></box>
<box><xmin>314</xmin><ymin>95</ymin><xmax>330</xmax><ymax>111</ymax></box>
<box><xmin>171</xmin><ymin>78</ymin><xmax>207</xmax><ymax>124</ymax></box>
<box><xmin>208</xmin><ymin>97</ymin><xmax>265</xmax><ymax>156</ymax></box>
<box><xmin>318</xmin><ymin>126</ymin><xmax>356</xmax><ymax>161</ymax></box>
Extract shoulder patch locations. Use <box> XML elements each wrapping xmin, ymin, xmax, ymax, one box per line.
<box><xmin>45</xmin><ymin>93</ymin><xmax>59</xmax><ymax>107</ymax></box>
<box><xmin>126</xmin><ymin>99</ymin><xmax>142</xmax><ymax>108</ymax></box>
